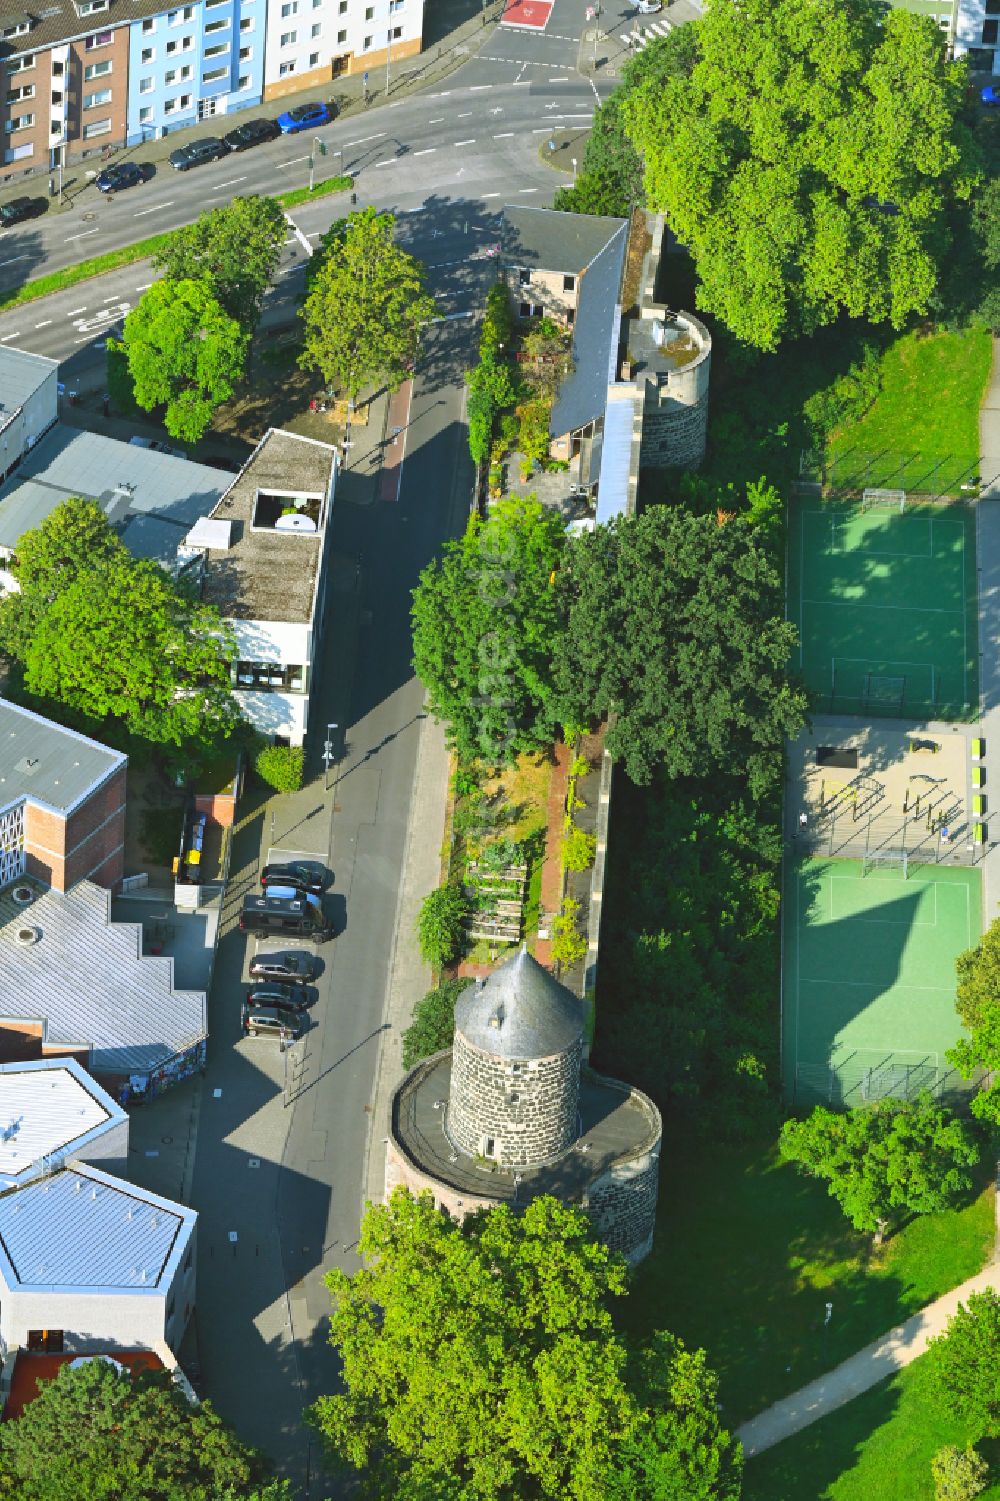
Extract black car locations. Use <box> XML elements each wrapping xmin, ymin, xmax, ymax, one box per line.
<box><xmin>249</xmin><ymin>950</ymin><xmax>318</xmax><ymax>986</ymax></box>
<box><xmin>245</xmin><ymin>982</ymin><xmax>309</xmax><ymax>1013</ymax></box>
<box><xmin>0</xmin><ymin>197</ymin><xmax>46</xmax><ymax>227</ymax></box>
<box><xmin>223</xmin><ymin>117</ymin><xmax>281</xmax><ymax>152</ymax></box>
<box><xmin>168</xmin><ymin>137</ymin><xmax>227</xmax><ymax>171</ymax></box>
<box><xmin>260</xmin><ymin>861</ymin><xmax>325</xmax><ymax>897</ymax></box>
<box><xmin>241</xmin><ymin>1001</ymin><xmax>305</xmax><ymax>1040</ymax></box>
<box><xmin>95</xmin><ymin>161</ymin><xmax>144</xmax><ymax>193</ymax></box>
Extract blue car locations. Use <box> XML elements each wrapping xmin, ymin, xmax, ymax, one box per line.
<box><xmin>277</xmin><ymin>100</ymin><xmax>334</xmax><ymax>133</ymax></box>
<box><xmin>983</xmin><ymin>83</ymin><xmax>1000</xmax><ymax>107</ymax></box>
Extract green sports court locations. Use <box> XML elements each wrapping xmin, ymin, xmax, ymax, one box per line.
<box><xmin>783</xmin><ymin>858</ymin><xmax>979</xmax><ymax>1108</ymax></box>
<box><xmin>788</xmin><ymin>496</ymin><xmax>978</xmax><ymax>720</ymax></box>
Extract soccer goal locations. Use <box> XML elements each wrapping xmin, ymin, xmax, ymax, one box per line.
<box><xmin>862</xmin><ymin>673</ymin><xmax>907</xmax><ymax>712</ymax></box>
<box><xmin>861</xmin><ymin>848</ymin><xmax>909</xmax><ymax>880</ymax></box>
<box><xmin>861</xmin><ymin>488</ymin><xmax>907</xmax><ymax>513</ymax></box>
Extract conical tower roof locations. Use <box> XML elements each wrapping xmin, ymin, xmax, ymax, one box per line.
<box><xmin>453</xmin><ymin>948</ymin><xmax>583</xmax><ymax>1059</ymax></box>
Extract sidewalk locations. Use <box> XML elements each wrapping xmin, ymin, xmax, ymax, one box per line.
<box><xmin>737</xmin><ymin>1261</ymin><xmax>1000</xmax><ymax>1458</ymax></box>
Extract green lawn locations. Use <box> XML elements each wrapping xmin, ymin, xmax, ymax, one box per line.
<box><xmin>744</xmin><ymin>1355</ymin><xmax>1000</xmax><ymax>1501</ymax></box>
<box><xmin>827</xmin><ymin>326</ymin><xmax>992</xmax><ymax>486</ymax></box>
<box><xmin>615</xmin><ymin>1136</ymin><xmax>995</xmax><ymax>1429</ymax></box>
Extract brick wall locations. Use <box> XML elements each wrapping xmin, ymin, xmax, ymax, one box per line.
<box><xmin>22</xmin><ymin>766</ymin><xmax>126</xmax><ymax>893</ymax></box>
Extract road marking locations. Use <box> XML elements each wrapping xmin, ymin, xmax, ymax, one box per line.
<box><xmin>284</xmin><ymin>213</ymin><xmax>314</xmax><ymax>258</ymax></box>
<box><xmin>455</xmin><ymin>139</ymin><xmax>476</xmax><ymax>146</ymax></box>
<box><xmin>102</xmin><ymin>292</ymin><xmax>122</xmax><ymax>302</ymax></box>
<box><xmin>0</xmin><ymin>255</ymin><xmax>29</xmax><ymax>267</ymax></box>
<box><xmin>212</xmin><ymin>175</ymin><xmax>247</xmax><ymax>191</ymax></box>
<box><xmin>66</xmin><ymin>306</ymin><xmax>88</xmax><ymax>316</ymax></box>
<box><xmin>482</xmin><ymin>192</ymin><xmax>502</xmax><ymax>198</ymax></box>
<box><xmin>344</xmin><ymin>132</ymin><xmax>385</xmax><ymax>146</ymax></box>
<box><xmin>136</xmin><ymin>281</ymin><xmax>153</xmax><ymax>290</ymax></box>
<box><xmin>457</xmin><ymin>111</ymin><xmax>474</xmax><ymax>117</ymax></box>
<box><xmin>518</xmin><ymin>187</ymin><xmax>539</xmax><ymax>193</ymax></box>
<box><xmin>375</xmin><ymin>157</ymin><xmax>395</xmax><ymax>167</ymax></box>
<box><xmin>34</xmin><ymin>319</ymin><xmax>52</xmax><ymax>328</ymax></box>
<box><xmin>428</xmin><ymin>116</ymin><xmax>445</xmax><ymax>123</ymax></box>
<box><xmin>0</xmin><ymin>332</ymin><xmax>21</xmax><ymax>341</ymax></box>
<box><xmin>66</xmin><ymin>228</ymin><xmax>99</xmax><ymax>241</ymax></box>
<box><xmin>282</xmin><ymin>155</ymin><xmax>310</xmax><ymax>166</ymax></box>
<box><xmin>469</xmin><ymin>84</ymin><xmax>489</xmax><ymax>90</ymax></box>
<box><xmin>413</xmin><ymin>148</ymin><xmax>436</xmax><ymax>156</ymax></box>
<box><xmin>548</xmin><ymin>76</ymin><xmax>569</xmax><ymax>81</ymax></box>
<box><xmin>132</xmin><ymin>205</ymin><xmax>163</xmax><ymax>217</ymax></box>
<box><xmin>495</xmin><ymin>132</ymin><xmax>514</xmax><ymax>138</ymax></box>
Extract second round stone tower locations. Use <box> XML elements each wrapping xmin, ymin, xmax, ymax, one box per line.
<box><xmin>447</xmin><ymin>947</ymin><xmax>584</xmax><ymax>1168</ymax></box>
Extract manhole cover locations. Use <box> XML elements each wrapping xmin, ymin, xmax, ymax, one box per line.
<box><xmin>248</xmin><ymin>1158</ymin><xmax>260</xmax><ymax>1169</ymax></box>
<box><xmin>161</xmin><ymin>1135</ymin><xmax>173</xmax><ymax>1145</ymax></box>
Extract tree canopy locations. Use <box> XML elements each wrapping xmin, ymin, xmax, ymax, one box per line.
<box><xmin>622</xmin><ymin>0</ymin><xmax>978</xmax><ymax>349</ymax></box>
<box><xmin>948</xmin><ymin>917</ymin><xmax>1000</xmax><ymax>1125</ymax></box>
<box><xmin>309</xmin><ymin>1188</ymin><xmax>741</xmax><ymax>1500</ymax></box>
<box><xmin>926</xmin><ymin>1289</ymin><xmax>1000</xmax><ymax>1442</ymax></box>
<box><xmin>779</xmin><ymin>1096</ymin><xmax>981</xmax><ymax>1237</ymax></box>
<box><xmin>123</xmin><ymin>277</ymin><xmax>249</xmax><ymax>442</ymax></box>
<box><xmin>556</xmin><ymin>505</ymin><xmax>807</xmax><ymax>793</ymax></box>
<box><xmin>412</xmin><ymin>497</ymin><xmax>567</xmax><ymax>764</ymax></box>
<box><xmin>299</xmin><ymin>207</ymin><xmax>437</xmax><ymax>401</ymax></box>
<box><xmin>153</xmin><ymin>194</ymin><xmax>287</xmax><ymax>329</ymax></box>
<box><xmin>0</xmin><ymin>1358</ymin><xmax>270</xmax><ymax>1501</ymax></box>
<box><xmin>401</xmin><ymin>977</ymin><xmax>470</xmax><ymax>1068</ymax></box>
<box><xmin>0</xmin><ymin>499</ymin><xmax>239</xmax><ymax>750</ymax></box>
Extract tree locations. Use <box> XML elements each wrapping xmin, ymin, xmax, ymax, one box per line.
<box><xmin>123</xmin><ymin>277</ymin><xmax>249</xmax><ymax>442</ymax></box>
<box><xmin>308</xmin><ymin>1189</ymin><xmax>741</xmax><ymax>1500</ymax></box>
<box><xmin>467</xmin><ymin>352</ymin><xmax>520</xmax><ymax>466</ymax></box>
<box><xmin>0</xmin><ymin>500</ymin><xmax>239</xmax><ymax>751</ymax></box>
<box><xmin>622</xmin><ymin>0</ymin><xmax>978</xmax><ymax>350</ymax></box>
<box><xmin>412</xmin><ymin>497</ymin><xmax>568</xmax><ymax>764</ymax></box>
<box><xmin>556</xmin><ymin>506</ymin><xmax>806</xmax><ymax>793</ymax></box>
<box><xmin>971</xmin><ymin>178</ymin><xmax>1000</xmax><ymax>273</ymax></box>
<box><xmin>0</xmin><ymin>1357</ymin><xmax>270</xmax><ymax>1500</ymax></box>
<box><xmin>926</xmin><ymin>1289</ymin><xmax>1000</xmax><ymax>1441</ymax></box>
<box><xmin>153</xmin><ymin>194</ymin><xmax>287</xmax><ymax>330</ymax></box>
<box><xmin>779</xmin><ymin>1096</ymin><xmax>980</xmax><ymax>1238</ymax></box>
<box><xmin>401</xmin><ymin>977</ymin><xmax>471</xmax><ymax>1068</ymax></box>
<box><xmin>299</xmin><ymin>207</ymin><xmax>437</xmax><ymax>402</ymax></box>
<box><xmin>416</xmin><ymin>884</ymin><xmax>470</xmax><ymax>967</ymax></box>
<box><xmin>931</xmin><ymin>1446</ymin><xmax>990</xmax><ymax>1501</ymax></box>
<box><xmin>949</xmin><ymin>916</ymin><xmax>1000</xmax><ymax>1124</ymax></box>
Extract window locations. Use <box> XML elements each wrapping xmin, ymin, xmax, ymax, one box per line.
<box><xmin>167</xmin><ymin>6</ymin><xmax>194</xmax><ymax>22</ymax></box>
<box><xmin>984</xmin><ymin>18</ymin><xmax>999</xmax><ymax>42</ymax></box>
<box><xmin>164</xmin><ymin>67</ymin><xmax>177</xmax><ymax>82</ymax></box>
<box><xmin>184</xmin><ymin>1247</ymin><xmax>193</xmax><ymax>1273</ymax></box>
<box><xmin>84</xmin><ymin>87</ymin><xmax>112</xmax><ymax>107</ymax></box>
<box><xmin>518</xmin><ymin>268</ymin><xmax>531</xmax><ymax>286</ymax></box>
<box><xmin>141</xmin><ymin>46</ymin><xmax>154</xmax><ymax>62</ymax></box>
<box><xmin>83</xmin><ymin>59</ymin><xmax>112</xmax><ymax>79</ymax></box>
<box><xmin>204</xmin><ymin>41</ymin><xmax>229</xmax><ymax>55</ymax></box>
<box><xmin>281</xmin><ymin>1</ymin><xmax>298</xmax><ymax>13</ymax></box>
<box><xmin>165</xmin><ymin>37</ymin><xmax>177</xmax><ymax>51</ymax></box>
<box><xmin>139</xmin><ymin>104</ymin><xmax>153</xmax><ymax>121</ymax></box>
<box><xmin>237</xmin><ymin>72</ymin><xmax>250</xmax><ymax>87</ymax></box>
<box><xmin>234</xmin><ymin>661</ymin><xmax>305</xmax><ymax>691</ymax></box>
<box><xmin>365</xmin><ymin>6</ymin><xmax>373</xmax><ymax>17</ymax></box>
<box><xmin>179</xmin><ymin>63</ymin><xmax>192</xmax><ymax>78</ymax></box>
<box><xmin>519</xmin><ymin>301</ymin><xmax>531</xmax><ymax>317</ymax></box>
<box><xmin>77</xmin><ymin>0</ymin><xmax>109</xmax><ymax>13</ymax></box>
<box><xmin>280</xmin><ymin>29</ymin><xmax>297</xmax><ymax>44</ymax></box>
<box><xmin>309</xmin><ymin>50</ymin><xmax>319</xmax><ymax>64</ymax></box>
<box><xmin>483</xmin><ymin>1137</ymin><xmax>495</xmax><ymax>1158</ymax></box>
<box><xmin>239</xmin><ymin>44</ymin><xmax>252</xmax><ymax>58</ymax></box>
<box><xmin>3</xmin><ymin>142</ymin><xmax>33</xmax><ymax>162</ymax></box>
<box><xmin>390</xmin><ymin>0</ymin><xmax>404</xmax><ymax>10</ymax></box>
<box><xmin>391</xmin><ymin>25</ymin><xmax>401</xmax><ymax>37</ymax></box>
<box><xmin>204</xmin><ymin>16</ymin><xmax>229</xmax><ymax>30</ymax></box>
<box><xmin>205</xmin><ymin>0</ymin><xmax>228</xmax><ymax>6</ymax></box>
<box><xmin>5</xmin><ymin>84</ymin><xmax>34</xmax><ymax>103</ymax></box>
<box><xmin>164</xmin><ymin>97</ymin><xmax>177</xmax><ymax>113</ymax></box>
<box><xmin>562</xmin><ymin>274</ymin><xmax>575</xmax><ymax>292</ymax></box>
<box><xmin>82</xmin><ymin>116</ymin><xmax>111</xmax><ymax>137</ymax></box>
<box><xmin>311</xmin><ymin>21</ymin><xmax>321</xmax><ymax>35</ymax></box>
<box><xmin>337</xmin><ymin>27</ymin><xmax>346</xmax><ymax>40</ymax></box>
<box><xmin>7</xmin><ymin>55</ymin><xmax>35</xmax><ymax>72</ymax></box>
<box><xmin>240</xmin><ymin>16</ymin><xmax>253</xmax><ymax>28</ymax></box>
<box><xmin>363</xmin><ymin>34</ymin><xmax>372</xmax><ymax>47</ymax></box>
<box><xmin>27</xmin><ymin>1331</ymin><xmax>63</xmax><ymax>1353</ymax></box>
<box><xmin>339</xmin><ymin>1</ymin><xmax>347</xmax><ymax>12</ymax></box>
<box><xmin>5</xmin><ymin>114</ymin><xmax>34</xmax><ymax>132</ymax></box>
<box><xmin>179</xmin><ymin>92</ymin><xmax>191</xmax><ymax>106</ymax></box>
<box><xmin>166</xmin><ymin>1296</ymin><xmax>176</xmax><ymax>1321</ymax></box>
<box><xmin>278</xmin><ymin>59</ymin><xmax>296</xmax><ymax>74</ymax></box>
<box><xmin>84</xmin><ymin>29</ymin><xmax>113</xmax><ymax>49</ymax></box>
<box><xmin>142</xmin><ymin>17</ymin><xmax>155</xmax><ymax>31</ymax></box>
<box><xmin>2</xmin><ymin>20</ymin><xmax>31</xmax><ymax>37</ymax></box>
<box><xmin>139</xmin><ymin>75</ymin><xmax>154</xmax><ymax>92</ymax></box>
<box><xmin>203</xmin><ymin>65</ymin><xmax>227</xmax><ymax>79</ymax></box>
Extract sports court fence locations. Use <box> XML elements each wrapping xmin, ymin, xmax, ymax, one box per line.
<box><xmin>789</xmin><ymin>1059</ymin><xmax>983</xmax><ymax>1111</ymax></box>
<box><xmin>799</xmin><ymin>449</ymin><xmax>982</xmax><ymax>501</ymax></box>
<box><xmin>800</xmin><ymin>778</ymin><xmax>980</xmax><ymax>868</ymax></box>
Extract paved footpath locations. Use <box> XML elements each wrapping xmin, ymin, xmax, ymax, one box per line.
<box><xmin>737</xmin><ymin>1261</ymin><xmax>1000</xmax><ymax>1457</ymax></box>
<box><xmin>977</xmin><ymin>335</ymin><xmax>1000</xmax><ymax>920</ymax></box>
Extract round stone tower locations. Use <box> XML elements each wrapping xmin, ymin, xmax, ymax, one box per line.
<box><xmin>447</xmin><ymin>948</ymin><xmax>584</xmax><ymax>1168</ymax></box>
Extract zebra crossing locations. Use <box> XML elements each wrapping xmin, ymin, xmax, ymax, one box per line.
<box><xmin>626</xmin><ymin>16</ymin><xmax>673</xmax><ymax>48</ymax></box>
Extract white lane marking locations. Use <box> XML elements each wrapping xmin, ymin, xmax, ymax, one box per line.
<box><xmin>457</xmin><ymin>111</ymin><xmax>474</xmax><ymax>117</ymax></box>
<box><xmin>428</xmin><ymin>116</ymin><xmax>445</xmax><ymax>123</ymax></box>
<box><xmin>375</xmin><ymin>158</ymin><xmax>395</xmax><ymax>167</ymax></box>
<box><xmin>136</xmin><ymin>281</ymin><xmax>153</xmax><ymax>290</ymax></box>
<box><xmin>0</xmin><ymin>332</ymin><xmax>21</xmax><ymax>341</ymax></box>
<box><xmin>133</xmin><ymin>205</ymin><xmax>163</xmax><ymax>217</ymax></box>
<box><xmin>284</xmin><ymin>213</ymin><xmax>313</xmax><ymax>258</ymax></box>
<box><xmin>212</xmin><ymin>176</ymin><xmax>247</xmax><ymax>191</ymax></box>
<box><xmin>482</xmin><ymin>192</ymin><xmax>502</xmax><ymax>198</ymax></box>
<box><xmin>282</xmin><ymin>155</ymin><xmax>310</xmax><ymax>166</ymax></box>
<box><xmin>469</xmin><ymin>84</ymin><xmax>489</xmax><ymax>90</ymax></box>
<box><xmin>495</xmin><ymin>132</ymin><xmax>514</xmax><ymax>138</ymax></box>
<box><xmin>34</xmin><ymin>320</ymin><xmax>52</xmax><ymax>328</ymax></box>
<box><xmin>455</xmin><ymin>139</ymin><xmax>476</xmax><ymax>146</ymax></box>
<box><xmin>66</xmin><ymin>228</ymin><xmax>99</xmax><ymax>241</ymax></box>
<box><xmin>518</xmin><ymin>187</ymin><xmax>539</xmax><ymax>194</ymax></box>
<box><xmin>0</xmin><ymin>255</ymin><xmax>29</xmax><ymax>267</ymax></box>
<box><xmin>344</xmin><ymin>132</ymin><xmax>386</xmax><ymax>146</ymax></box>
<box><xmin>102</xmin><ymin>293</ymin><xmax>122</xmax><ymax>303</ymax></box>
<box><xmin>413</xmin><ymin>148</ymin><xmax>436</xmax><ymax>156</ymax></box>
<box><xmin>66</xmin><ymin>306</ymin><xmax>88</xmax><ymax>316</ymax></box>
<box><xmin>548</xmin><ymin>76</ymin><xmax>569</xmax><ymax>81</ymax></box>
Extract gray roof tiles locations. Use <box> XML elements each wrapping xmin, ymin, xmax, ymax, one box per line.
<box><xmin>550</xmin><ymin>222</ymin><xmax>629</xmax><ymax>438</ymax></box>
<box><xmin>454</xmin><ymin>948</ymin><xmax>583</xmax><ymax>1059</ymax></box>
<box><xmin>501</xmin><ymin>205</ymin><xmax>627</xmax><ymax>277</ymax></box>
<box><xmin>1</xmin><ymin>0</ymin><xmax>175</xmax><ymax>62</ymax></box>
<box><xmin>0</xmin><ymin>697</ymin><xmax>125</xmax><ymax>815</ymax></box>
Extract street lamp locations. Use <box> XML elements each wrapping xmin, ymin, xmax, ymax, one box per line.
<box><xmin>308</xmin><ymin>135</ymin><xmax>326</xmax><ymax>192</ymax></box>
<box><xmin>323</xmin><ymin>722</ymin><xmax>339</xmax><ymax>792</ymax></box>
<box><xmin>385</xmin><ymin>25</ymin><xmax>393</xmax><ymax>96</ymax></box>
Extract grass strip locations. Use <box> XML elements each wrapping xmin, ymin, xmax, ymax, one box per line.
<box><xmin>0</xmin><ymin>175</ymin><xmax>353</xmax><ymax>314</ymax></box>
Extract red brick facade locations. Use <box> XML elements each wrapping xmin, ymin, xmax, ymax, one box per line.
<box><xmin>22</xmin><ymin>765</ymin><xmax>126</xmax><ymax>893</ymax></box>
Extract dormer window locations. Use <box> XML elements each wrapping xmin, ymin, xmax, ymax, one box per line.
<box><xmin>2</xmin><ymin>19</ymin><xmax>32</xmax><ymax>39</ymax></box>
<box><xmin>76</xmin><ymin>0</ymin><xmax>110</xmax><ymax>14</ymax></box>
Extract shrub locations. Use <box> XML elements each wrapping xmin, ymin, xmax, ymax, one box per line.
<box><xmin>477</xmin><ymin>837</ymin><xmax>526</xmax><ymax>872</ymax></box>
<box><xmin>255</xmin><ymin>743</ymin><xmax>304</xmax><ymax>793</ymax></box>
<box><xmin>417</xmin><ymin>883</ymin><xmax>470</xmax><ymax>967</ymax></box>
<box><xmin>931</xmin><ymin>1446</ymin><xmax>989</xmax><ymax>1501</ymax></box>
<box><xmin>802</xmin><ymin>343</ymin><xmax>881</xmax><ymax>444</ymax></box>
<box><xmin>516</xmin><ymin>397</ymin><xmax>553</xmax><ymax>467</ymax></box>
<box><xmin>550</xmin><ymin>895</ymin><xmax>587</xmax><ymax>966</ymax></box>
<box><xmin>401</xmin><ymin>978</ymin><xmax>471</xmax><ymax>1068</ymax></box>
<box><xmin>480</xmin><ymin>281</ymin><xmax>513</xmax><ymax>358</ymax></box>
<box><xmin>562</xmin><ymin>824</ymin><xmax>597</xmax><ymax>872</ymax></box>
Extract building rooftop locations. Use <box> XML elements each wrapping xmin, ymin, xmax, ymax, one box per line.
<box><xmin>394</xmin><ymin>1057</ymin><xmax>660</xmax><ymax>1206</ymax></box>
<box><xmin>0</xmin><ymin>426</ymin><xmax>226</xmax><ymax>565</ymax></box>
<box><xmin>0</xmin><ymin>346</ymin><xmax>56</xmax><ymax>421</ymax></box>
<box><xmin>0</xmin><ymin>0</ymin><xmax>174</xmax><ymax>62</ymax></box>
<box><xmin>455</xmin><ymin>949</ymin><xmax>583</xmax><ymax>1059</ymax></box>
<box><xmin>501</xmin><ymin>205</ymin><xmax>627</xmax><ymax>278</ymax></box>
<box><xmin>626</xmin><ymin>312</ymin><xmax>709</xmax><ymax>382</ymax></box>
<box><xmin>196</xmin><ymin>429</ymin><xmax>337</xmax><ymax>625</ymax></box>
<box><xmin>0</xmin><ymin>880</ymin><xmax>206</xmax><ymax>1077</ymax></box>
<box><xmin>0</xmin><ymin>1164</ymin><xmax>192</xmax><ymax>1291</ymax></box>
<box><xmin>0</xmin><ymin>1058</ymin><xmax>124</xmax><ymax>1188</ymax></box>
<box><xmin>550</xmin><ymin>223</ymin><xmax>628</xmax><ymax>439</ymax></box>
<box><xmin>0</xmin><ymin>698</ymin><xmax>125</xmax><ymax>817</ymax></box>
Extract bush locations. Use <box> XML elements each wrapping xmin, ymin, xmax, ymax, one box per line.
<box><xmin>477</xmin><ymin>837</ymin><xmax>526</xmax><ymax>872</ymax></box>
<box><xmin>255</xmin><ymin>743</ymin><xmax>304</xmax><ymax>793</ymax></box>
<box><xmin>931</xmin><ymin>1446</ymin><xmax>989</xmax><ymax>1501</ymax></box>
<box><xmin>516</xmin><ymin>397</ymin><xmax>553</xmax><ymax>467</ymax></box>
<box><xmin>802</xmin><ymin>343</ymin><xmax>881</xmax><ymax>445</ymax></box>
<box><xmin>401</xmin><ymin>978</ymin><xmax>471</xmax><ymax>1068</ymax></box>
<box><xmin>550</xmin><ymin>895</ymin><xmax>587</xmax><ymax>966</ymax></box>
<box><xmin>561</xmin><ymin>824</ymin><xmax>597</xmax><ymax>872</ymax></box>
<box><xmin>480</xmin><ymin>282</ymin><xmax>513</xmax><ymax>358</ymax></box>
<box><xmin>417</xmin><ymin>883</ymin><xmax>470</xmax><ymax>967</ymax></box>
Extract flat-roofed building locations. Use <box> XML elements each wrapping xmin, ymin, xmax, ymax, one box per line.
<box><xmin>0</xmin><ymin>1057</ymin><xmax>128</xmax><ymax>1190</ymax></box>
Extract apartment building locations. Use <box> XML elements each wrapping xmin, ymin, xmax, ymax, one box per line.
<box><xmin>954</xmin><ymin>0</ymin><xmax>1000</xmax><ymax>74</ymax></box>
<box><xmin>262</xmin><ymin>0</ymin><xmax>422</xmax><ymax>100</ymax></box>
<box><xmin>126</xmin><ymin>0</ymin><xmax>265</xmax><ymax>144</ymax></box>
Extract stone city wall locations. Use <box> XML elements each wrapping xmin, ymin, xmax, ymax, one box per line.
<box><xmin>448</xmin><ymin>1030</ymin><xmax>583</xmax><ymax>1167</ymax></box>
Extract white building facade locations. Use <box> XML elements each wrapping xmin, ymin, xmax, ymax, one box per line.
<box><xmin>261</xmin><ymin>0</ymin><xmax>422</xmax><ymax>100</ymax></box>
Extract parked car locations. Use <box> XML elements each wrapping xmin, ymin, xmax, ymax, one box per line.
<box><xmin>277</xmin><ymin>101</ymin><xmax>334</xmax><ymax>134</ymax></box>
<box><xmin>95</xmin><ymin>161</ymin><xmax>144</xmax><ymax>193</ymax></box>
<box><xmin>168</xmin><ymin>137</ymin><xmax>227</xmax><ymax>171</ymax></box>
<box><xmin>983</xmin><ymin>84</ymin><xmax>1000</xmax><ymax>108</ymax></box>
<box><xmin>261</xmin><ymin>861</ymin><xmax>325</xmax><ymax>897</ymax></box>
<box><xmin>239</xmin><ymin>891</ymin><xmax>332</xmax><ymax>941</ymax></box>
<box><xmin>223</xmin><ymin>117</ymin><xmax>281</xmax><ymax>152</ymax></box>
<box><xmin>249</xmin><ymin>950</ymin><xmax>319</xmax><ymax>986</ymax></box>
<box><xmin>632</xmin><ymin>0</ymin><xmax>662</xmax><ymax>11</ymax></box>
<box><xmin>245</xmin><ymin>982</ymin><xmax>309</xmax><ymax>1014</ymax></box>
<box><xmin>241</xmin><ymin>1000</ymin><xmax>305</xmax><ymax>1040</ymax></box>
<box><xmin>0</xmin><ymin>197</ymin><xmax>46</xmax><ymax>228</ymax></box>
<box><xmin>129</xmin><ymin>435</ymin><xmax>186</xmax><ymax>458</ymax></box>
